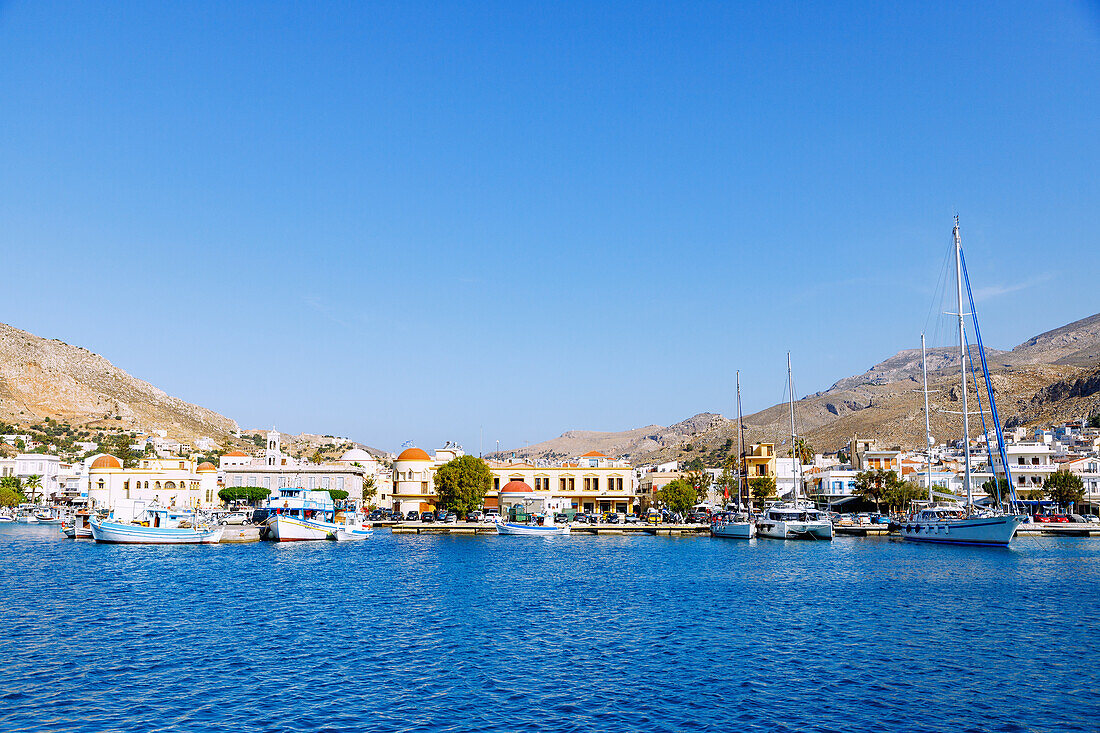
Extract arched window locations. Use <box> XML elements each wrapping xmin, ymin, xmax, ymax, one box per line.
<box><xmin>164</xmin><ymin>481</ymin><xmax>176</xmax><ymax>489</ymax></box>
<box><xmin>155</xmin><ymin>481</ymin><xmax>162</xmax><ymax>490</ymax></box>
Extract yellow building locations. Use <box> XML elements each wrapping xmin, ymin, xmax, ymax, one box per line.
<box><xmin>390</xmin><ymin>447</ymin><xmax>635</xmax><ymax>516</ymax></box>
<box><xmin>744</xmin><ymin>443</ymin><xmax>776</xmax><ymax>479</ymax></box>
<box><xmin>87</xmin><ymin>454</ymin><xmax>219</xmax><ymax>509</ymax></box>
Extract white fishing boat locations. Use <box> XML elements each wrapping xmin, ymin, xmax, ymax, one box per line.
<box><xmin>91</xmin><ymin>506</ymin><xmax>223</xmax><ymax>544</ymax></box>
<box><xmin>34</xmin><ymin>510</ymin><xmax>62</xmax><ymax>525</ymax></box>
<box><xmin>62</xmin><ymin>511</ymin><xmax>94</xmax><ymax>539</ymax></box>
<box><xmin>332</xmin><ymin>511</ymin><xmax>374</xmax><ymax>542</ymax></box>
<box><xmin>757</xmin><ymin>354</ymin><xmax>833</xmax><ymax>541</ymax></box>
<box><xmin>15</xmin><ymin>513</ymin><xmax>38</xmax><ymax>524</ymax></box>
<box><xmin>495</xmin><ymin>515</ymin><xmax>570</xmax><ymax>536</ymax></box>
<box><xmin>900</xmin><ymin>218</ymin><xmax>1026</xmax><ymax>548</ymax></box>
<box><xmin>264</xmin><ymin>486</ymin><xmax>338</xmax><ymax>541</ymax></box>
<box><xmin>0</xmin><ymin>515</ymin><xmax>15</xmax><ymax>524</ymax></box>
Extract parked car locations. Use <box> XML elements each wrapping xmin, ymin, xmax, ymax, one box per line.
<box><xmin>483</xmin><ymin>511</ymin><xmax>500</xmax><ymax>523</ymax></box>
<box><xmin>420</xmin><ymin>511</ymin><xmax>435</xmax><ymax>522</ymax></box>
<box><xmin>1051</xmin><ymin>515</ymin><xmax>1071</xmax><ymax>523</ymax></box>
<box><xmin>368</xmin><ymin>509</ymin><xmax>384</xmax><ymax>521</ymax></box>
<box><xmin>624</xmin><ymin>514</ymin><xmax>642</xmax><ymax>524</ymax></box>
<box><xmin>406</xmin><ymin>510</ymin><xmax>419</xmax><ymax>521</ymax></box>
<box><xmin>606</xmin><ymin>513</ymin><xmax>621</xmax><ymax>524</ymax></box>
<box><xmin>687</xmin><ymin>512</ymin><xmax>708</xmax><ymax>524</ymax></box>
<box><xmin>553</xmin><ymin>513</ymin><xmax>569</xmax><ymax>523</ymax></box>
<box><xmin>1082</xmin><ymin>515</ymin><xmax>1100</xmax><ymax>524</ymax></box>
<box><xmin>466</xmin><ymin>510</ymin><xmax>483</xmax><ymax>522</ymax></box>
<box><xmin>443</xmin><ymin>512</ymin><xmax>457</xmax><ymax>524</ymax></box>
<box><xmin>221</xmin><ymin>511</ymin><xmax>248</xmax><ymax>526</ymax></box>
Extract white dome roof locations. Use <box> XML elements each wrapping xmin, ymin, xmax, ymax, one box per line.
<box><xmin>338</xmin><ymin>448</ymin><xmax>374</xmax><ymax>463</ymax></box>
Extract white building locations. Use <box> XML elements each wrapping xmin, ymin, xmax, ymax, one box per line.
<box><xmin>14</xmin><ymin>454</ymin><xmax>61</xmax><ymax>500</ymax></box>
<box><xmin>990</xmin><ymin>443</ymin><xmax>1057</xmax><ymax>493</ymax></box>
<box><xmin>86</xmin><ymin>454</ymin><xmax>219</xmax><ymax>509</ymax></box>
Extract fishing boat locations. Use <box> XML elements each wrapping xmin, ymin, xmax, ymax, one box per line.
<box><xmin>712</xmin><ymin>371</ymin><xmax>755</xmax><ymax>539</ymax></box>
<box><xmin>332</xmin><ymin>511</ymin><xmax>374</xmax><ymax>541</ymax></box>
<box><xmin>90</xmin><ymin>505</ymin><xmax>223</xmax><ymax>544</ymax></box>
<box><xmin>900</xmin><ymin>218</ymin><xmax>1026</xmax><ymax>547</ymax></box>
<box><xmin>264</xmin><ymin>486</ymin><xmax>338</xmax><ymax>541</ymax></box>
<box><xmin>15</xmin><ymin>512</ymin><xmax>38</xmax><ymax>524</ymax></box>
<box><xmin>34</xmin><ymin>510</ymin><xmax>62</xmax><ymax>525</ymax></box>
<box><xmin>757</xmin><ymin>354</ymin><xmax>833</xmax><ymax>541</ymax></box>
<box><xmin>61</xmin><ymin>510</ymin><xmax>94</xmax><ymax>539</ymax></box>
<box><xmin>495</xmin><ymin>515</ymin><xmax>570</xmax><ymax>536</ymax></box>
<box><xmin>0</xmin><ymin>515</ymin><xmax>14</xmax><ymax>524</ymax></box>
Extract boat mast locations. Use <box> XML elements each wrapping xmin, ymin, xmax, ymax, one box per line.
<box><xmin>788</xmin><ymin>352</ymin><xmax>799</xmax><ymax>505</ymax></box>
<box><xmin>954</xmin><ymin>217</ymin><xmax>973</xmax><ymax>508</ymax></box>
<box><xmin>922</xmin><ymin>332</ymin><xmax>933</xmax><ymax>503</ymax></box>
<box><xmin>737</xmin><ymin>370</ymin><xmax>747</xmax><ymax>512</ymax></box>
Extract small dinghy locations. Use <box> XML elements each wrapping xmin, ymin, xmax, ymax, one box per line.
<box><xmin>332</xmin><ymin>512</ymin><xmax>374</xmax><ymax>541</ymax></box>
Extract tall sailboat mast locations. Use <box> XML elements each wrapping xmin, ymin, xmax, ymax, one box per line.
<box><xmin>736</xmin><ymin>370</ymin><xmax>747</xmax><ymax>511</ymax></box>
<box><xmin>954</xmin><ymin>217</ymin><xmax>973</xmax><ymax>508</ymax></box>
<box><xmin>788</xmin><ymin>352</ymin><xmax>798</xmax><ymax>504</ymax></box>
<box><xmin>921</xmin><ymin>332</ymin><xmax>933</xmax><ymax>503</ymax></box>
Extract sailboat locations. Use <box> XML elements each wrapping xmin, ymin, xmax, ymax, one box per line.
<box><xmin>711</xmin><ymin>371</ymin><xmax>755</xmax><ymax>539</ymax></box>
<box><xmin>756</xmin><ymin>354</ymin><xmax>834</xmax><ymax>540</ymax></box>
<box><xmin>900</xmin><ymin>218</ymin><xmax>1026</xmax><ymax>547</ymax></box>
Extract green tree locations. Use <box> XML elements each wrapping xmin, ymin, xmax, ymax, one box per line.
<box><xmin>0</xmin><ymin>487</ymin><xmax>25</xmax><ymax>507</ymax></box>
<box><xmin>789</xmin><ymin>437</ymin><xmax>814</xmax><ymax>466</ymax></box>
<box><xmin>217</xmin><ymin>486</ymin><xmax>271</xmax><ymax>505</ymax></box>
<box><xmin>433</xmin><ymin>455</ymin><xmax>492</xmax><ymax>514</ymax></box>
<box><xmin>360</xmin><ymin>475</ymin><xmax>377</xmax><ymax>507</ymax></box>
<box><xmin>853</xmin><ymin>469</ymin><xmax>900</xmax><ymax>512</ymax></box>
<box><xmin>326</xmin><ymin>489</ymin><xmax>350</xmax><ymax>502</ymax></box>
<box><xmin>23</xmin><ymin>474</ymin><xmax>42</xmax><ymax>504</ymax></box>
<box><xmin>885</xmin><ymin>481</ymin><xmax>926</xmax><ymax>512</ymax></box>
<box><xmin>1044</xmin><ymin>470</ymin><xmax>1085</xmax><ymax>510</ymax></box>
<box><xmin>655</xmin><ymin>478</ymin><xmax>697</xmax><ymax>516</ymax></box>
<box><xmin>309</xmin><ymin>449</ymin><xmax>324</xmax><ymax>465</ymax></box>
<box><xmin>717</xmin><ymin>462</ymin><xmax>737</xmax><ymax>504</ymax></box>
<box><xmin>749</xmin><ymin>476</ymin><xmax>776</xmax><ymax>506</ymax></box>
<box><xmin>685</xmin><ymin>469</ymin><xmax>712</xmax><ymax>503</ymax></box>
<box><xmin>684</xmin><ymin>457</ymin><xmax>706</xmax><ymax>472</ymax></box>
<box><xmin>1089</xmin><ymin>414</ymin><xmax>1100</xmax><ymax>429</ymax></box>
<box><xmin>981</xmin><ymin>477</ymin><xmax>1011</xmax><ymax>505</ymax></box>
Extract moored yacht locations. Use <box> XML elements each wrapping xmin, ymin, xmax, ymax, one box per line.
<box><xmin>712</xmin><ymin>371</ymin><xmax>755</xmax><ymax>540</ymax></box>
<box><xmin>900</xmin><ymin>218</ymin><xmax>1026</xmax><ymax>547</ymax></box>
<box><xmin>756</xmin><ymin>503</ymin><xmax>833</xmax><ymax>540</ymax></box>
<box><xmin>757</xmin><ymin>354</ymin><xmax>833</xmax><ymax>541</ymax></box>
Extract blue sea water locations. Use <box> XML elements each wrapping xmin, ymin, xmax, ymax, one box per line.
<box><xmin>1</xmin><ymin>526</ymin><xmax>1098</xmax><ymax>733</ymax></box>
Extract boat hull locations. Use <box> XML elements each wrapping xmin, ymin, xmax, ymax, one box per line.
<box><xmin>267</xmin><ymin>515</ymin><xmax>336</xmax><ymax>541</ymax></box>
<box><xmin>333</xmin><ymin>525</ymin><xmax>374</xmax><ymax>541</ymax></box>
<box><xmin>900</xmin><ymin>515</ymin><xmax>1024</xmax><ymax>547</ymax></box>
<box><xmin>757</xmin><ymin>520</ymin><xmax>833</xmax><ymax>540</ymax></box>
<box><xmin>90</xmin><ymin>520</ymin><xmax>223</xmax><ymax>545</ymax></box>
<box><xmin>711</xmin><ymin>521</ymin><xmax>755</xmax><ymax>539</ymax></box>
<box><xmin>495</xmin><ymin>522</ymin><xmax>570</xmax><ymax>536</ymax></box>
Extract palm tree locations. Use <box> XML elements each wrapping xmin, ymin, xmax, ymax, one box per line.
<box><xmin>24</xmin><ymin>474</ymin><xmax>42</xmax><ymax>504</ymax></box>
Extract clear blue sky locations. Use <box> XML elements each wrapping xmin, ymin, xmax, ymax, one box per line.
<box><xmin>2</xmin><ymin>1</ymin><xmax>1098</xmax><ymax>454</ymax></box>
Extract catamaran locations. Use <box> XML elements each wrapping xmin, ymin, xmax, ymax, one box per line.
<box><xmin>756</xmin><ymin>354</ymin><xmax>833</xmax><ymax>541</ymax></box>
<box><xmin>711</xmin><ymin>370</ymin><xmax>755</xmax><ymax>539</ymax></box>
<box><xmin>900</xmin><ymin>218</ymin><xmax>1026</xmax><ymax>547</ymax></box>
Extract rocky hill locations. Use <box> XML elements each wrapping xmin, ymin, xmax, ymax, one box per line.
<box><xmin>500</xmin><ymin>312</ymin><xmax>1100</xmax><ymax>464</ymax></box>
<box><xmin>0</xmin><ymin>322</ymin><xmax>238</xmax><ymax>441</ymax></box>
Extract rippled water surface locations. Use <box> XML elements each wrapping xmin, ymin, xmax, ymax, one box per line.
<box><xmin>1</xmin><ymin>526</ymin><xmax>1099</xmax><ymax>732</ymax></box>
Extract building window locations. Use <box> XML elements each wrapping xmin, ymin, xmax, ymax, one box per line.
<box><xmin>494</xmin><ymin>478</ymin><xmax>500</xmax><ymax>491</ymax></box>
<box><xmin>308</xmin><ymin>477</ymin><xmax>316</xmax><ymax>490</ymax></box>
<box><xmin>337</xmin><ymin>477</ymin><xmax>344</xmax><ymax>491</ymax></box>
<box><xmin>322</xmin><ymin>477</ymin><xmax>330</xmax><ymax>490</ymax></box>
<box><xmin>264</xmin><ymin>476</ymin><xmax>271</xmax><ymax>489</ymax></box>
